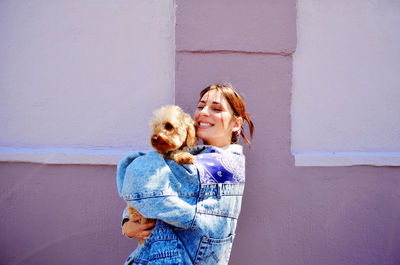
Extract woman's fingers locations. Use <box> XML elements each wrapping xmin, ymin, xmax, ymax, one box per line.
<box><xmin>123</xmin><ymin>218</ymin><xmax>156</xmax><ymax>240</ymax></box>
<box><xmin>142</xmin><ymin>230</ymin><xmax>152</xmax><ymax>236</ymax></box>
<box><xmin>129</xmin><ymin>215</ymin><xmax>142</xmax><ymax>222</ymax></box>
<box><xmin>142</xmin><ymin>221</ymin><xmax>156</xmax><ymax>230</ymax></box>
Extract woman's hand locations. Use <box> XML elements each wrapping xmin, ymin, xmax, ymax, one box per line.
<box><xmin>122</xmin><ymin>215</ymin><xmax>156</xmax><ymax>241</ymax></box>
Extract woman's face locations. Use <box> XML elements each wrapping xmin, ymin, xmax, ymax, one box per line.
<box><xmin>194</xmin><ymin>89</ymin><xmax>242</xmax><ymax>147</ymax></box>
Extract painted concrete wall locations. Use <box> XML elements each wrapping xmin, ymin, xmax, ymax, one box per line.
<box><xmin>176</xmin><ymin>1</ymin><xmax>400</xmax><ymax>265</ymax></box>
<box><xmin>0</xmin><ymin>163</ymin><xmax>129</xmax><ymax>264</ymax></box>
<box><xmin>0</xmin><ymin>0</ymin><xmax>175</xmax><ymax>164</ymax></box>
<box><xmin>1</xmin><ymin>1</ymin><xmax>400</xmax><ymax>265</ymax></box>
<box><xmin>292</xmin><ymin>0</ymin><xmax>400</xmax><ymax>166</ymax></box>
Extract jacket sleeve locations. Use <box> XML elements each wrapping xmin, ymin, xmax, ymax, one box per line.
<box><xmin>117</xmin><ymin>151</ymin><xmax>200</xmax><ymax>229</ymax></box>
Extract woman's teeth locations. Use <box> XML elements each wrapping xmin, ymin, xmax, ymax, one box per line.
<box><xmin>199</xmin><ymin>122</ymin><xmax>212</xmax><ymax>127</ymax></box>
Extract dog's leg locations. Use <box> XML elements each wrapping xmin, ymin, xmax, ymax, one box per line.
<box><xmin>127</xmin><ymin>205</ymin><xmax>141</xmax><ymax>219</ymax></box>
<box><xmin>170</xmin><ymin>150</ymin><xmax>195</xmax><ymax>164</ymax></box>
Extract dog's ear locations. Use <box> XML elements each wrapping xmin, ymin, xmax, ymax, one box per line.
<box><xmin>184</xmin><ymin>114</ymin><xmax>198</xmax><ymax>148</ymax></box>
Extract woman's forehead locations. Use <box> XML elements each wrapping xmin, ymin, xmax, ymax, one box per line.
<box><xmin>200</xmin><ymin>90</ymin><xmax>225</xmax><ymax>104</ymax></box>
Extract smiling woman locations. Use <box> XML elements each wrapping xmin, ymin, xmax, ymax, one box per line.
<box><xmin>118</xmin><ymin>83</ymin><xmax>255</xmax><ymax>265</ymax></box>
<box><xmin>195</xmin><ymin>84</ymin><xmax>254</xmax><ymax>148</ymax></box>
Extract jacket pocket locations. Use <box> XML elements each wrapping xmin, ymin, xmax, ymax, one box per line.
<box><xmin>194</xmin><ymin>234</ymin><xmax>235</xmax><ymax>265</ymax></box>
<box><xmin>147</xmin><ymin>238</ymin><xmax>183</xmax><ymax>265</ymax></box>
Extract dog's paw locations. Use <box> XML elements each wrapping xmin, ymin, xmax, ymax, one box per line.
<box><xmin>171</xmin><ymin>151</ymin><xmax>195</xmax><ymax>165</ymax></box>
<box><xmin>126</xmin><ymin>205</ymin><xmax>141</xmax><ymax>219</ymax></box>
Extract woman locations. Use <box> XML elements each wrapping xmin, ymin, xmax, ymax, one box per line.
<box><xmin>117</xmin><ymin>84</ymin><xmax>254</xmax><ymax>264</ymax></box>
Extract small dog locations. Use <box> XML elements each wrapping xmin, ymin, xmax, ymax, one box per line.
<box><xmin>150</xmin><ymin>105</ymin><xmax>198</xmax><ymax>164</ymax></box>
<box><xmin>126</xmin><ymin>105</ymin><xmax>198</xmax><ymax>245</ymax></box>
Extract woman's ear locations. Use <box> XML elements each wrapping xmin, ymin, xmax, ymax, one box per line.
<box><xmin>232</xmin><ymin>117</ymin><xmax>243</xmax><ymax>132</ymax></box>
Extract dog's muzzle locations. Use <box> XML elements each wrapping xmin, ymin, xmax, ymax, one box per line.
<box><xmin>151</xmin><ymin>135</ymin><xmax>160</xmax><ymax>145</ymax></box>
<box><xmin>151</xmin><ymin>134</ymin><xmax>176</xmax><ymax>151</ymax></box>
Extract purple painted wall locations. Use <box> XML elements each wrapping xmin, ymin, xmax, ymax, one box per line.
<box><xmin>1</xmin><ymin>1</ymin><xmax>400</xmax><ymax>265</ymax></box>
<box><xmin>175</xmin><ymin>1</ymin><xmax>400</xmax><ymax>265</ymax></box>
<box><xmin>0</xmin><ymin>162</ymin><xmax>134</xmax><ymax>265</ymax></box>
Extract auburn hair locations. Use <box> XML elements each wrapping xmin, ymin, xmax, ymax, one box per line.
<box><xmin>199</xmin><ymin>84</ymin><xmax>254</xmax><ymax>147</ymax></box>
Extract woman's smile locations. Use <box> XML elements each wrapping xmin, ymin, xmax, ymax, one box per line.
<box><xmin>197</xmin><ymin>121</ymin><xmax>214</xmax><ymax>128</ymax></box>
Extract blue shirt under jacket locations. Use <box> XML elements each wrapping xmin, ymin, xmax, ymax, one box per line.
<box><xmin>117</xmin><ymin>144</ymin><xmax>245</xmax><ymax>265</ymax></box>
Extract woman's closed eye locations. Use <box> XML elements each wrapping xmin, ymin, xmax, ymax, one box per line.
<box><xmin>210</xmin><ymin>103</ymin><xmax>223</xmax><ymax>112</ymax></box>
<box><xmin>197</xmin><ymin>105</ymin><xmax>221</xmax><ymax>112</ymax></box>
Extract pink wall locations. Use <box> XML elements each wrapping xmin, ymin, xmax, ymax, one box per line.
<box><xmin>1</xmin><ymin>1</ymin><xmax>399</xmax><ymax>265</ymax></box>
<box><xmin>175</xmin><ymin>1</ymin><xmax>400</xmax><ymax>265</ymax></box>
<box><xmin>0</xmin><ymin>163</ymin><xmax>131</xmax><ymax>264</ymax></box>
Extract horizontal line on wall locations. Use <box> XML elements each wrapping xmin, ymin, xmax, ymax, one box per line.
<box><xmin>177</xmin><ymin>49</ymin><xmax>293</xmax><ymax>56</ymax></box>
<box><xmin>0</xmin><ymin>148</ymin><xmax>151</xmax><ymax>165</ymax></box>
<box><xmin>293</xmin><ymin>152</ymin><xmax>400</xmax><ymax>167</ymax></box>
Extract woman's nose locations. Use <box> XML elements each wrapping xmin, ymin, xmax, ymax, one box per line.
<box><xmin>199</xmin><ymin>106</ymin><xmax>210</xmax><ymax>116</ymax></box>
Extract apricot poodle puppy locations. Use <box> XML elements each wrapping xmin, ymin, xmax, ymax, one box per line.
<box><xmin>126</xmin><ymin>105</ymin><xmax>198</xmax><ymax>245</ymax></box>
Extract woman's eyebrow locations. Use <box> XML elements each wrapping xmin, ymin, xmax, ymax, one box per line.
<box><xmin>198</xmin><ymin>100</ymin><xmax>222</xmax><ymax>105</ymax></box>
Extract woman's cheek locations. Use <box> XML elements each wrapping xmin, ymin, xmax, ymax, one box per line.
<box><xmin>193</xmin><ymin>110</ymin><xmax>199</xmax><ymax>122</ymax></box>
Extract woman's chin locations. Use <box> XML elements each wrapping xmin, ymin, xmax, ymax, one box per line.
<box><xmin>196</xmin><ymin>135</ymin><xmax>208</xmax><ymax>145</ymax></box>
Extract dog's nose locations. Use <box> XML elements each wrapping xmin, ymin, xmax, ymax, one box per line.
<box><xmin>151</xmin><ymin>135</ymin><xmax>158</xmax><ymax>145</ymax></box>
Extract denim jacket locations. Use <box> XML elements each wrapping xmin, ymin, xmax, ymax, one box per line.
<box><xmin>117</xmin><ymin>144</ymin><xmax>245</xmax><ymax>265</ymax></box>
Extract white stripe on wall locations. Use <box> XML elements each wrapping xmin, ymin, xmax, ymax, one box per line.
<box><xmin>294</xmin><ymin>152</ymin><xmax>400</xmax><ymax>167</ymax></box>
<box><xmin>0</xmin><ymin>148</ymin><xmax>152</xmax><ymax>165</ymax></box>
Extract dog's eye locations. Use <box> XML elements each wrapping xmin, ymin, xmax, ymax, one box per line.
<box><xmin>165</xmin><ymin>122</ymin><xmax>173</xmax><ymax>130</ymax></box>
